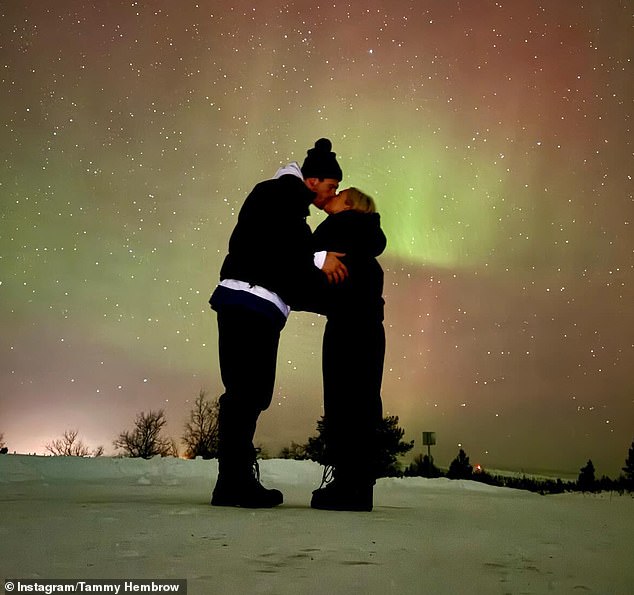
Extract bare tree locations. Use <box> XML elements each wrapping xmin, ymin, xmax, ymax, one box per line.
<box><xmin>0</xmin><ymin>432</ymin><xmax>7</xmax><ymax>454</ymax></box>
<box><xmin>45</xmin><ymin>429</ymin><xmax>102</xmax><ymax>457</ymax></box>
<box><xmin>114</xmin><ymin>409</ymin><xmax>175</xmax><ymax>458</ymax></box>
<box><xmin>182</xmin><ymin>390</ymin><xmax>219</xmax><ymax>459</ymax></box>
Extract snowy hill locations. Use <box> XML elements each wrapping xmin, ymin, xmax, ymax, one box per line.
<box><xmin>1</xmin><ymin>455</ymin><xmax>632</xmax><ymax>594</ymax></box>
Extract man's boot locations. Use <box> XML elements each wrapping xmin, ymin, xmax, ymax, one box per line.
<box><xmin>211</xmin><ymin>458</ymin><xmax>283</xmax><ymax>508</ymax></box>
<box><xmin>211</xmin><ymin>397</ymin><xmax>283</xmax><ymax>508</ymax></box>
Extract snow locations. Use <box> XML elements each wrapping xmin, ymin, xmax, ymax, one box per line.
<box><xmin>1</xmin><ymin>455</ymin><xmax>632</xmax><ymax>594</ymax></box>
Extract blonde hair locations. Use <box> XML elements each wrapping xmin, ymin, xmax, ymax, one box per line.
<box><xmin>343</xmin><ymin>187</ymin><xmax>377</xmax><ymax>213</ymax></box>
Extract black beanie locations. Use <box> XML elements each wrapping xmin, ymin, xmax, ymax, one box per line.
<box><xmin>301</xmin><ymin>138</ymin><xmax>343</xmax><ymax>181</ymax></box>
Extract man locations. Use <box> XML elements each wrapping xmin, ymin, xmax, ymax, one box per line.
<box><xmin>209</xmin><ymin>138</ymin><xmax>346</xmax><ymax>508</ymax></box>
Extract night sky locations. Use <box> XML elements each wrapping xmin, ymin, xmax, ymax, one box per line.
<box><xmin>1</xmin><ymin>1</ymin><xmax>632</xmax><ymax>476</ymax></box>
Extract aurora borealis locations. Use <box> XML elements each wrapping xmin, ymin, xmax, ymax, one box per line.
<box><xmin>1</xmin><ymin>1</ymin><xmax>632</xmax><ymax>475</ymax></box>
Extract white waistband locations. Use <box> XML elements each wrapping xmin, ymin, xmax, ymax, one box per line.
<box><xmin>218</xmin><ymin>279</ymin><xmax>291</xmax><ymax>317</ymax></box>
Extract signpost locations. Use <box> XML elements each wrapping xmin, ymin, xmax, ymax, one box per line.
<box><xmin>422</xmin><ymin>431</ymin><xmax>436</xmax><ymax>461</ymax></box>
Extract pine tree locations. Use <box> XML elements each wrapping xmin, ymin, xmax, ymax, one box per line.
<box><xmin>304</xmin><ymin>417</ymin><xmax>328</xmax><ymax>463</ymax></box>
<box><xmin>303</xmin><ymin>415</ymin><xmax>413</xmax><ymax>477</ymax></box>
<box><xmin>447</xmin><ymin>448</ymin><xmax>473</xmax><ymax>479</ymax></box>
<box><xmin>622</xmin><ymin>441</ymin><xmax>634</xmax><ymax>481</ymax></box>
<box><xmin>278</xmin><ymin>442</ymin><xmax>308</xmax><ymax>460</ymax></box>
<box><xmin>406</xmin><ymin>453</ymin><xmax>441</xmax><ymax>478</ymax></box>
<box><xmin>578</xmin><ymin>459</ymin><xmax>596</xmax><ymax>492</ymax></box>
<box><xmin>375</xmin><ymin>415</ymin><xmax>415</xmax><ymax>476</ymax></box>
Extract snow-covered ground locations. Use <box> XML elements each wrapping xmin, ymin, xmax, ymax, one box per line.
<box><xmin>1</xmin><ymin>455</ymin><xmax>632</xmax><ymax>594</ymax></box>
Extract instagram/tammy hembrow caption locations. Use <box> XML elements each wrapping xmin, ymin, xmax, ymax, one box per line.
<box><xmin>4</xmin><ymin>581</ymin><xmax>187</xmax><ymax>594</ymax></box>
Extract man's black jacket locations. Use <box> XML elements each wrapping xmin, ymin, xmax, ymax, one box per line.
<box><xmin>219</xmin><ymin>174</ymin><xmax>328</xmax><ymax>312</ymax></box>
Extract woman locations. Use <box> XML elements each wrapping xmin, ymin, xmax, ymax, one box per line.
<box><xmin>310</xmin><ymin>188</ymin><xmax>387</xmax><ymax>511</ymax></box>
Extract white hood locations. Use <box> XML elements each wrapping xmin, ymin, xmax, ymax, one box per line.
<box><xmin>272</xmin><ymin>161</ymin><xmax>303</xmax><ymax>180</ymax></box>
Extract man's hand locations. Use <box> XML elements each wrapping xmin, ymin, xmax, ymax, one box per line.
<box><xmin>322</xmin><ymin>251</ymin><xmax>348</xmax><ymax>284</ymax></box>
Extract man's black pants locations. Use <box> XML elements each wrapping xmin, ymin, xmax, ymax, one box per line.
<box><xmin>216</xmin><ymin>304</ymin><xmax>282</xmax><ymax>471</ymax></box>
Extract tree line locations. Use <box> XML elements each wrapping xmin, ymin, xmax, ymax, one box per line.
<box><xmin>3</xmin><ymin>391</ymin><xmax>632</xmax><ymax>494</ymax></box>
<box><xmin>403</xmin><ymin>446</ymin><xmax>634</xmax><ymax>495</ymax></box>
<box><xmin>5</xmin><ymin>391</ymin><xmax>413</xmax><ymax>476</ymax></box>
